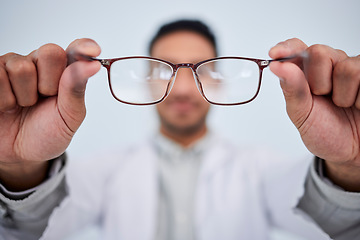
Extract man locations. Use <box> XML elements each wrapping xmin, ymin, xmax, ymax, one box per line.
<box><xmin>0</xmin><ymin>20</ymin><xmax>359</xmax><ymax>240</ymax></box>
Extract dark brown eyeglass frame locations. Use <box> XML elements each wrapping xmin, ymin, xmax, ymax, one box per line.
<box><xmin>76</xmin><ymin>53</ymin><xmax>305</xmax><ymax>106</ymax></box>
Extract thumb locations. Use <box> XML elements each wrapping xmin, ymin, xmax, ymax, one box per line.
<box><xmin>270</xmin><ymin>61</ymin><xmax>313</xmax><ymax>129</ymax></box>
<box><xmin>57</xmin><ymin>39</ymin><xmax>101</xmax><ymax>133</ymax></box>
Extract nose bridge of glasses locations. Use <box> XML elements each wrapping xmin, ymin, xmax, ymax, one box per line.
<box><xmin>173</xmin><ymin>63</ymin><xmax>198</xmax><ymax>81</ymax></box>
<box><xmin>171</xmin><ymin>63</ymin><xmax>200</xmax><ymax>91</ymax></box>
<box><xmin>174</xmin><ymin>63</ymin><xmax>196</xmax><ymax>70</ymax></box>
<box><xmin>171</xmin><ymin>62</ymin><xmax>197</xmax><ymax>80</ymax></box>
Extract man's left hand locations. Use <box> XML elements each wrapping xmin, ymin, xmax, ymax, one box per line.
<box><xmin>269</xmin><ymin>38</ymin><xmax>360</xmax><ymax>191</ymax></box>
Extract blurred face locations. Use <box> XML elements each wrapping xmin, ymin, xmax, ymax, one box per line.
<box><xmin>151</xmin><ymin>31</ymin><xmax>216</xmax><ymax>142</ymax></box>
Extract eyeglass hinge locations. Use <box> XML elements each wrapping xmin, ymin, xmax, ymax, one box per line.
<box><xmin>101</xmin><ymin>59</ymin><xmax>110</xmax><ymax>66</ymax></box>
<box><xmin>260</xmin><ymin>60</ymin><xmax>269</xmax><ymax>66</ymax></box>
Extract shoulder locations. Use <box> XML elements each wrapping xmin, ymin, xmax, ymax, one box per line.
<box><xmin>208</xmin><ymin>130</ymin><xmax>312</xmax><ymax>176</ymax></box>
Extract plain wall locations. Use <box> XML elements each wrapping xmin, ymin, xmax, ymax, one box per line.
<box><xmin>1</xmin><ymin>0</ymin><xmax>359</xmax><ymax>160</ymax></box>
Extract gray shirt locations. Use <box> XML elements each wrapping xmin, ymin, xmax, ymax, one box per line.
<box><xmin>154</xmin><ymin>132</ymin><xmax>211</xmax><ymax>240</ymax></box>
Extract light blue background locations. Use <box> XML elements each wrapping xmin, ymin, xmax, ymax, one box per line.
<box><xmin>1</xmin><ymin>0</ymin><xmax>359</xmax><ymax>239</ymax></box>
<box><xmin>1</xmin><ymin>0</ymin><xmax>359</xmax><ymax>159</ymax></box>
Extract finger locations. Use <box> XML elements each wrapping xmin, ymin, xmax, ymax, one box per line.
<box><xmin>57</xmin><ymin>39</ymin><xmax>101</xmax><ymax>132</ymax></box>
<box><xmin>0</xmin><ymin>62</ymin><xmax>16</xmax><ymax>112</ymax></box>
<box><xmin>270</xmin><ymin>61</ymin><xmax>313</xmax><ymax>129</ymax></box>
<box><xmin>333</xmin><ymin>56</ymin><xmax>360</xmax><ymax>108</ymax></box>
<box><xmin>304</xmin><ymin>45</ymin><xmax>348</xmax><ymax>96</ymax></box>
<box><xmin>65</xmin><ymin>38</ymin><xmax>101</xmax><ymax>65</ymax></box>
<box><xmin>4</xmin><ymin>53</ymin><xmax>38</xmax><ymax>107</ymax></box>
<box><xmin>57</xmin><ymin>61</ymin><xmax>100</xmax><ymax>132</ymax></box>
<box><xmin>356</xmin><ymin>89</ymin><xmax>360</xmax><ymax>110</ymax></box>
<box><xmin>29</xmin><ymin>44</ymin><xmax>67</xmax><ymax>96</ymax></box>
<box><xmin>269</xmin><ymin>38</ymin><xmax>308</xmax><ymax>59</ymax></box>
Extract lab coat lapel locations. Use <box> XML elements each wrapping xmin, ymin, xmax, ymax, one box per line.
<box><xmin>104</xmin><ymin>142</ymin><xmax>159</xmax><ymax>240</ymax></box>
<box><xmin>195</xmin><ymin>137</ymin><xmax>236</xmax><ymax>239</ymax></box>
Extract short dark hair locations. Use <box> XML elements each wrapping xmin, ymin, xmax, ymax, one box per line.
<box><xmin>148</xmin><ymin>19</ymin><xmax>218</xmax><ymax>56</ymax></box>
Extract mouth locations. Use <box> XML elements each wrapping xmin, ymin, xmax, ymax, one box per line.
<box><xmin>166</xmin><ymin>99</ymin><xmax>197</xmax><ymax>113</ymax></box>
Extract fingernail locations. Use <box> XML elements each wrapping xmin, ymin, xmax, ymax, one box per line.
<box><xmin>270</xmin><ymin>42</ymin><xmax>288</xmax><ymax>58</ymax></box>
<box><xmin>80</xmin><ymin>39</ymin><xmax>99</xmax><ymax>49</ymax></box>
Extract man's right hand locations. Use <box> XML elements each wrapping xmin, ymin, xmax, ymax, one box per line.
<box><xmin>0</xmin><ymin>39</ymin><xmax>101</xmax><ymax>191</ymax></box>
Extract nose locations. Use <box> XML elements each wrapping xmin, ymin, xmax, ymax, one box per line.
<box><xmin>170</xmin><ymin>67</ymin><xmax>199</xmax><ymax>96</ymax></box>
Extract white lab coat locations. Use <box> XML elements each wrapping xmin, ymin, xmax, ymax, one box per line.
<box><xmin>40</xmin><ymin>135</ymin><xmax>330</xmax><ymax>240</ymax></box>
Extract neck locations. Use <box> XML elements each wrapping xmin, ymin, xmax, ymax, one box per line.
<box><xmin>160</xmin><ymin>124</ymin><xmax>208</xmax><ymax>147</ymax></box>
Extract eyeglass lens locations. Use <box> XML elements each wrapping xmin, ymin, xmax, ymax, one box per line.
<box><xmin>197</xmin><ymin>59</ymin><xmax>260</xmax><ymax>105</ymax></box>
<box><xmin>109</xmin><ymin>58</ymin><xmax>261</xmax><ymax>105</ymax></box>
<box><xmin>109</xmin><ymin>58</ymin><xmax>174</xmax><ymax>104</ymax></box>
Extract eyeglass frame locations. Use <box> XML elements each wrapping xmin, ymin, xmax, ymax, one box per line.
<box><xmin>75</xmin><ymin>53</ymin><xmax>306</xmax><ymax>106</ymax></box>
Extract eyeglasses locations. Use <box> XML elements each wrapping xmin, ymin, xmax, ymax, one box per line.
<box><xmin>76</xmin><ymin>53</ymin><xmax>306</xmax><ymax>106</ymax></box>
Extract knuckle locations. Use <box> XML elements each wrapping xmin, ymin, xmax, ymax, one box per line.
<box><xmin>335</xmin><ymin>49</ymin><xmax>348</xmax><ymax>59</ymax></box>
<box><xmin>311</xmin><ymin>87</ymin><xmax>331</xmax><ymax>96</ymax></box>
<box><xmin>308</xmin><ymin>78</ymin><xmax>332</xmax><ymax>96</ymax></box>
<box><xmin>0</xmin><ymin>96</ymin><xmax>17</xmax><ymax>112</ymax></box>
<box><xmin>1</xmin><ymin>52</ymin><xmax>19</xmax><ymax>59</ymax></box>
<box><xmin>332</xmin><ymin>57</ymin><xmax>360</xmax><ymax>108</ymax></box>
<box><xmin>288</xmin><ymin>37</ymin><xmax>305</xmax><ymax>46</ymax></box>
<box><xmin>41</xmin><ymin>43</ymin><xmax>66</xmax><ymax>56</ymax></box>
<box><xmin>0</xmin><ymin>52</ymin><xmax>20</xmax><ymax>66</ymax></box>
<box><xmin>355</xmin><ymin>99</ymin><xmax>360</xmax><ymax>110</ymax></box>
<box><xmin>18</xmin><ymin>95</ymin><xmax>38</xmax><ymax>107</ymax></box>
<box><xmin>333</xmin><ymin>96</ymin><xmax>352</xmax><ymax>108</ymax></box>
<box><xmin>307</xmin><ymin>44</ymin><xmax>329</xmax><ymax>60</ymax></box>
<box><xmin>39</xmin><ymin>85</ymin><xmax>58</xmax><ymax>97</ymax></box>
<box><xmin>6</xmin><ymin>57</ymin><xmax>35</xmax><ymax>78</ymax></box>
<box><xmin>36</xmin><ymin>44</ymin><xmax>66</xmax><ymax>96</ymax></box>
<box><xmin>0</xmin><ymin>65</ymin><xmax>7</xmax><ymax>81</ymax></box>
<box><xmin>38</xmin><ymin>43</ymin><xmax>67</xmax><ymax>63</ymax></box>
<box><xmin>334</xmin><ymin>58</ymin><xmax>360</xmax><ymax>83</ymax></box>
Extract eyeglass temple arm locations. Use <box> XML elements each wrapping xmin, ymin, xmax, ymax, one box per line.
<box><xmin>69</xmin><ymin>52</ymin><xmax>110</xmax><ymax>66</ymax></box>
<box><xmin>263</xmin><ymin>51</ymin><xmax>309</xmax><ymax>66</ymax></box>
